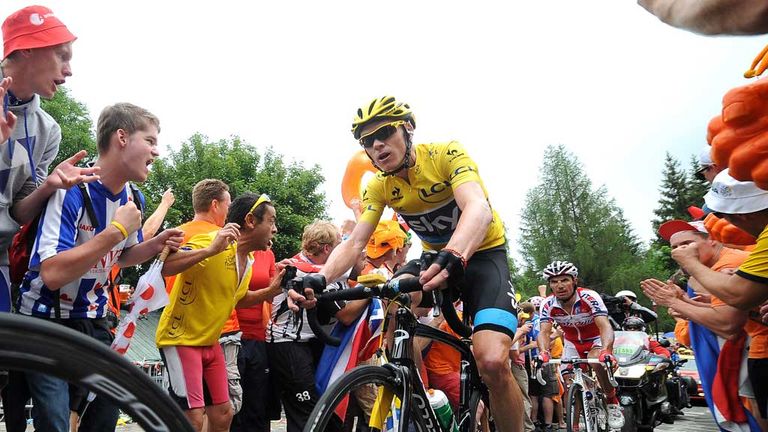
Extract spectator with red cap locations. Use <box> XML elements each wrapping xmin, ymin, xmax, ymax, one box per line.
<box><xmin>671</xmin><ymin>170</ymin><xmax>768</xmax><ymax>312</ymax></box>
<box><xmin>1</xmin><ymin>5</ymin><xmax>98</xmax><ymax>314</ymax></box>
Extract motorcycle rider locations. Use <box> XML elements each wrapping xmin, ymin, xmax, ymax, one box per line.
<box><xmin>621</xmin><ymin>317</ymin><xmax>669</xmax><ymax>358</ymax></box>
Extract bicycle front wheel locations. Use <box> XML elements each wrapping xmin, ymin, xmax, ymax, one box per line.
<box><xmin>0</xmin><ymin>314</ymin><xmax>192</xmax><ymax>432</ymax></box>
<box><xmin>566</xmin><ymin>383</ymin><xmax>586</xmax><ymax>432</ymax></box>
<box><xmin>305</xmin><ymin>365</ymin><xmax>408</xmax><ymax>432</ymax></box>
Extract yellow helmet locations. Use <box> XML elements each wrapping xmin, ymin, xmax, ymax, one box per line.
<box><xmin>352</xmin><ymin>96</ymin><xmax>416</xmax><ymax>140</ymax></box>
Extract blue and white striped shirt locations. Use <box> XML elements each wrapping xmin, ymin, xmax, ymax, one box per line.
<box><xmin>17</xmin><ymin>181</ymin><xmax>144</xmax><ymax>319</ymax></box>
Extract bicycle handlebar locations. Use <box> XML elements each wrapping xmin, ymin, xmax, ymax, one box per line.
<box><xmin>534</xmin><ymin>358</ymin><xmax>618</xmax><ymax>387</ymax></box>
<box><xmin>307</xmin><ymin>276</ymin><xmax>472</xmax><ymax>346</ymax></box>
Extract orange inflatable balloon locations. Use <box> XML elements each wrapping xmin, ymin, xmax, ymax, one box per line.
<box><xmin>707</xmin><ymin>76</ymin><xmax>768</xmax><ymax>189</ymax></box>
<box><xmin>341</xmin><ymin>150</ymin><xmax>377</xmax><ymax>209</ymax></box>
<box><xmin>702</xmin><ymin>213</ymin><xmax>756</xmax><ymax>246</ymax></box>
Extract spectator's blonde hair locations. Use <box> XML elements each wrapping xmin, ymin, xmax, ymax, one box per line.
<box><xmin>302</xmin><ymin>220</ymin><xmax>340</xmax><ymax>256</ymax></box>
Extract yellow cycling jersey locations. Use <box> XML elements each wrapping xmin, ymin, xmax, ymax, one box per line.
<box><xmin>359</xmin><ymin>141</ymin><xmax>505</xmax><ymax>252</ymax></box>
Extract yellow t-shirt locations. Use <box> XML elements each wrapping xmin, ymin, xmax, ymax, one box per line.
<box><xmin>359</xmin><ymin>141</ymin><xmax>505</xmax><ymax>252</ymax></box>
<box><xmin>156</xmin><ymin>232</ymin><xmax>253</xmax><ymax>347</ymax></box>
<box><xmin>164</xmin><ymin>219</ymin><xmax>220</xmax><ymax>294</ymax></box>
<box><xmin>737</xmin><ymin>224</ymin><xmax>768</xmax><ymax>283</ymax></box>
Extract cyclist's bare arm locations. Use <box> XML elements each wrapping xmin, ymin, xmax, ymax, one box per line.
<box><xmin>594</xmin><ymin>316</ymin><xmax>615</xmax><ymax>352</ymax></box>
<box><xmin>320</xmin><ymin>220</ymin><xmax>376</xmax><ymax>282</ymax></box>
<box><xmin>445</xmin><ymin>181</ymin><xmax>491</xmax><ymax>260</ymax></box>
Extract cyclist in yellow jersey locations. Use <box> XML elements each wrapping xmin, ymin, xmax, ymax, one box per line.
<box><xmin>291</xmin><ymin>96</ymin><xmax>525</xmax><ymax>432</ymax></box>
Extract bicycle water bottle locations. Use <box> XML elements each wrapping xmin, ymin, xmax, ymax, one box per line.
<box><xmin>428</xmin><ymin>389</ymin><xmax>459</xmax><ymax>432</ymax></box>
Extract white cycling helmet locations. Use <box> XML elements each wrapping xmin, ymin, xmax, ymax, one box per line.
<box><xmin>615</xmin><ymin>290</ymin><xmax>637</xmax><ymax>301</ymax></box>
<box><xmin>542</xmin><ymin>261</ymin><xmax>578</xmax><ymax>280</ymax></box>
<box><xmin>529</xmin><ymin>296</ymin><xmax>544</xmax><ymax>310</ymax></box>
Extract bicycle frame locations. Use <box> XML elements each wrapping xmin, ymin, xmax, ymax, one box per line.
<box><xmin>540</xmin><ymin>358</ymin><xmax>614</xmax><ymax>432</ymax></box>
<box><xmin>384</xmin><ymin>305</ymin><xmax>488</xmax><ymax>432</ymax></box>
<box><xmin>570</xmin><ymin>366</ymin><xmax>603</xmax><ymax>432</ymax></box>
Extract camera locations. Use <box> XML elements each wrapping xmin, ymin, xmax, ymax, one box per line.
<box><xmin>280</xmin><ymin>265</ymin><xmax>299</xmax><ymax>290</ymax></box>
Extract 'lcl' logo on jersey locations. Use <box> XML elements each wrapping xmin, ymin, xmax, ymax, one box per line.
<box><xmin>418</xmin><ymin>181</ymin><xmax>451</xmax><ymax>203</ymax></box>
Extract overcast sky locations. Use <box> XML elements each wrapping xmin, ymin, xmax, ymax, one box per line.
<box><xmin>4</xmin><ymin>1</ymin><xmax>765</xmax><ymax>264</ymax></box>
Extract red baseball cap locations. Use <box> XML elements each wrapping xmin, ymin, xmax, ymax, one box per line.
<box><xmin>658</xmin><ymin>219</ymin><xmax>708</xmax><ymax>241</ymax></box>
<box><xmin>2</xmin><ymin>5</ymin><xmax>76</xmax><ymax>59</ymax></box>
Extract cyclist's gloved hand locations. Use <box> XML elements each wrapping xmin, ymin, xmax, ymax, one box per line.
<box><xmin>286</xmin><ymin>274</ymin><xmax>324</xmax><ymax>312</ymax></box>
<box><xmin>303</xmin><ymin>273</ymin><xmax>327</xmax><ymax>292</ymax></box>
<box><xmin>419</xmin><ymin>249</ymin><xmax>466</xmax><ymax>292</ymax></box>
<box><xmin>598</xmin><ymin>350</ymin><xmax>615</xmax><ymax>366</ymax></box>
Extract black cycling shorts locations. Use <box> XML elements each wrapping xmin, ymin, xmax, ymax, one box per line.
<box><xmin>396</xmin><ymin>247</ymin><xmax>518</xmax><ymax>339</ymax></box>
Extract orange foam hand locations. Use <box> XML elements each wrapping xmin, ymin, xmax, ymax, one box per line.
<box><xmin>703</xmin><ymin>213</ymin><xmax>756</xmax><ymax>245</ymax></box>
<box><xmin>708</xmin><ymin>77</ymin><xmax>768</xmax><ymax>189</ymax></box>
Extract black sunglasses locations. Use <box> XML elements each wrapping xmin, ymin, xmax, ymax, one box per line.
<box><xmin>359</xmin><ymin>124</ymin><xmax>400</xmax><ymax>149</ymax></box>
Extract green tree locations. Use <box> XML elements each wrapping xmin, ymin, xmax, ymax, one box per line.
<box><xmin>518</xmin><ymin>144</ymin><xmax>641</xmax><ymax>293</ymax></box>
<box><xmin>141</xmin><ymin>134</ymin><xmax>327</xmax><ymax>261</ymax></box>
<box><xmin>40</xmin><ymin>87</ymin><xmax>97</xmax><ymax>168</ymax></box>
<box><xmin>651</xmin><ymin>153</ymin><xmax>691</xmax><ymax>245</ymax></box>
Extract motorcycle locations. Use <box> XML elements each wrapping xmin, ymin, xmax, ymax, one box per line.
<box><xmin>614</xmin><ymin>331</ymin><xmax>673</xmax><ymax>432</ymax></box>
<box><xmin>664</xmin><ymin>347</ymin><xmax>696</xmax><ymax>414</ymax></box>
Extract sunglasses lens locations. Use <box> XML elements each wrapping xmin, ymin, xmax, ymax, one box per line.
<box><xmin>360</xmin><ymin>125</ymin><xmax>398</xmax><ymax>148</ymax></box>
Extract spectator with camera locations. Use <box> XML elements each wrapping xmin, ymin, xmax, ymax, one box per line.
<box><xmin>266</xmin><ymin>220</ymin><xmax>367</xmax><ymax>432</ymax></box>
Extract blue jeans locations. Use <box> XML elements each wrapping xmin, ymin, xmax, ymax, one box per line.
<box><xmin>26</xmin><ymin>318</ymin><xmax>119</xmax><ymax>432</ymax></box>
<box><xmin>26</xmin><ymin>371</ymin><xmax>68</xmax><ymax>432</ymax></box>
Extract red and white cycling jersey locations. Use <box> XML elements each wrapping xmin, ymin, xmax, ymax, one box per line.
<box><xmin>540</xmin><ymin>288</ymin><xmax>608</xmax><ymax>343</ymax></box>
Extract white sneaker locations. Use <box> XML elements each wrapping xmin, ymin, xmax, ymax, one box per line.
<box><xmin>607</xmin><ymin>404</ymin><xmax>625</xmax><ymax>429</ymax></box>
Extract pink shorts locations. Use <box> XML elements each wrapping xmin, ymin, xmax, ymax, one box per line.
<box><xmin>161</xmin><ymin>345</ymin><xmax>229</xmax><ymax>410</ymax></box>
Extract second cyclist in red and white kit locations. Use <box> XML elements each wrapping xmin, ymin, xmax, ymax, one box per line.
<box><xmin>536</xmin><ymin>261</ymin><xmax>624</xmax><ymax>429</ymax></box>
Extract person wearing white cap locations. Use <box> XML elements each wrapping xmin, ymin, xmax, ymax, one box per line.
<box><xmin>644</xmin><ymin>215</ymin><xmax>768</xmax><ymax>429</ymax></box>
<box><xmin>670</xmin><ymin>169</ymin><xmax>768</xmax><ymax>314</ymax></box>
<box><xmin>695</xmin><ymin>145</ymin><xmax>723</xmax><ymax>184</ymax></box>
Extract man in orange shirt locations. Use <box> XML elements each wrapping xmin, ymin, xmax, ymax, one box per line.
<box><xmin>166</xmin><ymin>179</ymin><xmax>243</xmax><ymax>416</ymax></box>
<box><xmin>643</xmin><ymin>220</ymin><xmax>767</xmax><ymax>429</ymax></box>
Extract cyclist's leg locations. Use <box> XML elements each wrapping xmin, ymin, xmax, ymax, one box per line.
<box><xmin>586</xmin><ymin>343</ymin><xmax>617</xmax><ymax>404</ymax></box>
<box><xmin>587</xmin><ymin>343</ymin><xmax>623</xmax><ymax>428</ymax></box>
<box><xmin>464</xmin><ymin>247</ymin><xmax>524</xmax><ymax>432</ymax></box>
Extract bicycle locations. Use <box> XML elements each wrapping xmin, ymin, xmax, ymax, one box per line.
<box><xmin>535</xmin><ymin>358</ymin><xmax>617</xmax><ymax>432</ymax></box>
<box><xmin>0</xmin><ymin>313</ymin><xmax>193</xmax><ymax>432</ymax></box>
<box><xmin>300</xmin><ymin>273</ymin><xmax>495</xmax><ymax>432</ymax></box>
